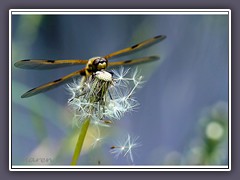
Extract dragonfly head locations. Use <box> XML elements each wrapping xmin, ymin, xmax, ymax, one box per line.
<box><xmin>86</xmin><ymin>57</ymin><xmax>108</xmax><ymax>76</ymax></box>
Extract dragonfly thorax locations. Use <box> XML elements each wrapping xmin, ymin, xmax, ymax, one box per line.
<box><xmin>86</xmin><ymin>57</ymin><xmax>108</xmax><ymax>76</ymax></box>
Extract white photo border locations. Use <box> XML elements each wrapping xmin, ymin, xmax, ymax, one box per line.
<box><xmin>9</xmin><ymin>9</ymin><xmax>231</xmax><ymax>171</ymax></box>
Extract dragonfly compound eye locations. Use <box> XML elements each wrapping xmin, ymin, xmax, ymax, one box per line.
<box><xmin>92</xmin><ymin>57</ymin><xmax>107</xmax><ymax>71</ymax></box>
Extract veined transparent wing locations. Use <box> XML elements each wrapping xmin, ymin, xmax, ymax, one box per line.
<box><xmin>104</xmin><ymin>35</ymin><xmax>166</xmax><ymax>59</ymax></box>
<box><xmin>14</xmin><ymin>59</ymin><xmax>89</xmax><ymax>69</ymax></box>
<box><xmin>21</xmin><ymin>68</ymin><xmax>86</xmax><ymax>98</ymax></box>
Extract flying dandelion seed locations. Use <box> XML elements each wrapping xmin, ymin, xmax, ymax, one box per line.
<box><xmin>110</xmin><ymin>134</ymin><xmax>141</xmax><ymax>163</ymax></box>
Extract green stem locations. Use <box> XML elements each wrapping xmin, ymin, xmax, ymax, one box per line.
<box><xmin>71</xmin><ymin>118</ymin><xmax>91</xmax><ymax>165</ymax></box>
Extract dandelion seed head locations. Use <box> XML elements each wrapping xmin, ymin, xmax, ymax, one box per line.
<box><xmin>67</xmin><ymin>67</ymin><xmax>143</xmax><ymax>126</ymax></box>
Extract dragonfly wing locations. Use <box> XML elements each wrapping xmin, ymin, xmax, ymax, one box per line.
<box><xmin>108</xmin><ymin>56</ymin><xmax>159</xmax><ymax>67</ymax></box>
<box><xmin>104</xmin><ymin>35</ymin><xmax>166</xmax><ymax>59</ymax></box>
<box><xmin>14</xmin><ymin>59</ymin><xmax>89</xmax><ymax>69</ymax></box>
<box><xmin>21</xmin><ymin>68</ymin><xmax>86</xmax><ymax>98</ymax></box>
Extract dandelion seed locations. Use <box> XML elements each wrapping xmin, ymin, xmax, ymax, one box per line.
<box><xmin>112</xmin><ymin>67</ymin><xmax>131</xmax><ymax>88</ymax></box>
<box><xmin>90</xmin><ymin>127</ymin><xmax>104</xmax><ymax>148</ymax></box>
<box><xmin>110</xmin><ymin>134</ymin><xmax>141</xmax><ymax>163</ymax></box>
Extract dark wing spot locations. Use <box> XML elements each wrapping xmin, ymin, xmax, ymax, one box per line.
<box><xmin>131</xmin><ymin>44</ymin><xmax>139</xmax><ymax>49</ymax></box>
<box><xmin>124</xmin><ymin>60</ymin><xmax>132</xmax><ymax>64</ymax></box>
<box><xmin>21</xmin><ymin>59</ymin><xmax>31</xmax><ymax>61</ymax></box>
<box><xmin>21</xmin><ymin>88</ymin><xmax>36</xmax><ymax>98</ymax></box>
<box><xmin>154</xmin><ymin>35</ymin><xmax>163</xmax><ymax>39</ymax></box>
<box><xmin>46</xmin><ymin>60</ymin><xmax>55</xmax><ymax>63</ymax></box>
<box><xmin>154</xmin><ymin>35</ymin><xmax>167</xmax><ymax>40</ymax></box>
<box><xmin>27</xmin><ymin>87</ymin><xmax>36</xmax><ymax>92</ymax></box>
<box><xmin>53</xmin><ymin>78</ymin><xmax>62</xmax><ymax>83</ymax></box>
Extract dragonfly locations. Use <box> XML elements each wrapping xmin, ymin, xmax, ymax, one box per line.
<box><xmin>14</xmin><ymin>35</ymin><xmax>166</xmax><ymax>98</ymax></box>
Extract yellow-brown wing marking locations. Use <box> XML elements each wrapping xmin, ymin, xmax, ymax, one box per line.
<box><xmin>107</xmin><ymin>56</ymin><xmax>159</xmax><ymax>67</ymax></box>
<box><xmin>104</xmin><ymin>35</ymin><xmax>166</xmax><ymax>59</ymax></box>
<box><xmin>21</xmin><ymin>68</ymin><xmax>86</xmax><ymax>98</ymax></box>
<box><xmin>14</xmin><ymin>59</ymin><xmax>89</xmax><ymax>69</ymax></box>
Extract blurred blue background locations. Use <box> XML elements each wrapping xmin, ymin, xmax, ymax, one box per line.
<box><xmin>12</xmin><ymin>14</ymin><xmax>229</xmax><ymax>166</ymax></box>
